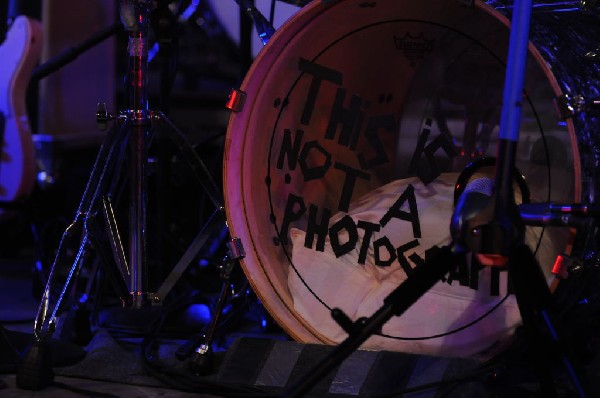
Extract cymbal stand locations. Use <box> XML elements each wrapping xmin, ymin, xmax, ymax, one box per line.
<box><xmin>282</xmin><ymin>1</ymin><xmax>589</xmax><ymax>397</ymax></box>
<box><xmin>16</xmin><ymin>0</ymin><xmax>228</xmax><ymax>390</ymax></box>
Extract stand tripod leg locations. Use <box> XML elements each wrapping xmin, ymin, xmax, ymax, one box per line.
<box><xmin>152</xmin><ymin>208</ymin><xmax>227</xmax><ymax>304</ymax></box>
<box><xmin>17</xmin><ymin>120</ymin><xmax>128</xmax><ymax>390</ymax></box>
<box><xmin>508</xmin><ymin>244</ymin><xmax>588</xmax><ymax>397</ymax></box>
<box><xmin>32</xmin><ymin>121</ymin><xmax>127</xmax><ymax>340</ymax></box>
<box><xmin>159</xmin><ymin>113</ymin><xmax>224</xmax><ymax>209</ymax></box>
<box><xmin>144</xmin><ymin>112</ymin><xmax>227</xmax><ymax>303</ymax></box>
<box><xmin>86</xmin><ymin>206</ymin><xmax>130</xmax><ymax>302</ymax></box>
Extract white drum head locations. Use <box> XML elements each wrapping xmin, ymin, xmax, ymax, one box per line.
<box><xmin>224</xmin><ymin>0</ymin><xmax>579</xmax><ymax>359</ymax></box>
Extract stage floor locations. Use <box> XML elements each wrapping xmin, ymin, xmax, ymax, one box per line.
<box><xmin>1</xmin><ymin>232</ymin><xmax>599</xmax><ymax>398</ymax></box>
<box><xmin>0</xmin><ymin>246</ymin><xmax>274</xmax><ymax>398</ymax></box>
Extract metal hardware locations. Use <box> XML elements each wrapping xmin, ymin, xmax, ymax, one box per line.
<box><xmin>226</xmin><ymin>88</ymin><xmax>247</xmax><ymax>113</ymax></box>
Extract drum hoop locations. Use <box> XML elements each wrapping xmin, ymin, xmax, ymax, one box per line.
<box><xmin>224</xmin><ymin>0</ymin><xmax>582</xmax><ymax>347</ymax></box>
<box><xmin>225</xmin><ymin>0</ymin><xmax>335</xmax><ymax>344</ymax></box>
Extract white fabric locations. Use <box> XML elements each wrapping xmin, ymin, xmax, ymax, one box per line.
<box><xmin>288</xmin><ymin>173</ymin><xmax>521</xmax><ymax>358</ymax></box>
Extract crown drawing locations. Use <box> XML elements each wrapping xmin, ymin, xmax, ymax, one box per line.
<box><xmin>393</xmin><ymin>32</ymin><xmax>435</xmax><ymax>66</ymax></box>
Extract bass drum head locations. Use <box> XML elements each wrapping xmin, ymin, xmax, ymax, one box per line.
<box><xmin>224</xmin><ymin>0</ymin><xmax>581</xmax><ymax>358</ymax></box>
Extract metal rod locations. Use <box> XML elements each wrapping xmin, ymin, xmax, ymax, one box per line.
<box><xmin>120</xmin><ymin>0</ymin><xmax>152</xmax><ymax>308</ymax></box>
<box><xmin>495</xmin><ymin>0</ymin><xmax>532</xmax><ymax>209</ymax></box>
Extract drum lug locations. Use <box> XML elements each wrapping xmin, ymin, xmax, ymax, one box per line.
<box><xmin>226</xmin><ymin>237</ymin><xmax>246</xmax><ymax>260</ymax></box>
<box><xmin>226</xmin><ymin>89</ymin><xmax>247</xmax><ymax>113</ymax></box>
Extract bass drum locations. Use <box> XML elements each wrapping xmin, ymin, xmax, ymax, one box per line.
<box><xmin>223</xmin><ymin>0</ymin><xmax>600</xmax><ymax>359</ymax></box>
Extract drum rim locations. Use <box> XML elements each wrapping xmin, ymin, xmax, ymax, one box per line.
<box><xmin>224</xmin><ymin>0</ymin><xmax>333</xmax><ymax>345</ymax></box>
<box><xmin>223</xmin><ymin>0</ymin><xmax>582</xmax><ymax>351</ymax></box>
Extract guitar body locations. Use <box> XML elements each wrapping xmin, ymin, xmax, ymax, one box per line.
<box><xmin>0</xmin><ymin>15</ymin><xmax>42</xmax><ymax>210</ymax></box>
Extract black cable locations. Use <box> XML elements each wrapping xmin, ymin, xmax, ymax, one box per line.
<box><xmin>138</xmin><ymin>297</ymin><xmax>274</xmax><ymax>397</ymax></box>
<box><xmin>113</xmin><ymin>271</ymin><xmax>272</xmax><ymax>396</ymax></box>
<box><xmin>141</xmin><ymin>349</ymin><xmax>275</xmax><ymax>398</ymax></box>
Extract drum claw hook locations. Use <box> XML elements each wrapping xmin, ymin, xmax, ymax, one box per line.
<box><xmin>331</xmin><ymin>308</ymin><xmax>374</xmax><ymax>336</ymax></box>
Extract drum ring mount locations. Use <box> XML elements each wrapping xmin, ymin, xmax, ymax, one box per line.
<box><xmin>16</xmin><ymin>0</ymin><xmax>245</xmax><ymax>389</ymax></box>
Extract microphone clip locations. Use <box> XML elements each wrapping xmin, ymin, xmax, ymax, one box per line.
<box><xmin>451</xmin><ymin>157</ymin><xmax>527</xmax><ymax>263</ymax></box>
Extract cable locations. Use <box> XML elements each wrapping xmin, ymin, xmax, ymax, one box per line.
<box><xmin>108</xmin><ymin>270</ymin><xmax>274</xmax><ymax>396</ymax></box>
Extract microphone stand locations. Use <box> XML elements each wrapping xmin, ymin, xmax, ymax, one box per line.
<box><xmin>281</xmin><ymin>245</ymin><xmax>458</xmax><ymax>398</ymax></box>
<box><xmin>282</xmin><ymin>1</ymin><xmax>589</xmax><ymax>397</ymax></box>
<box><xmin>463</xmin><ymin>2</ymin><xmax>587</xmax><ymax>396</ymax></box>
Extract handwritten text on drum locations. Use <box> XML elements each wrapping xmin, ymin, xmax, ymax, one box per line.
<box><xmin>273</xmin><ymin>58</ymin><xmax>503</xmax><ymax>294</ymax></box>
<box><xmin>279</xmin><ymin>185</ymin><xmax>422</xmax><ymax>276</ymax></box>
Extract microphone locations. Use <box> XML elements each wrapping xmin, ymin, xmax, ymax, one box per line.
<box><xmin>450</xmin><ymin>177</ymin><xmax>494</xmax><ymax>246</ymax></box>
<box><xmin>452</xmin><ymin>177</ymin><xmax>597</xmax><ymax>231</ymax></box>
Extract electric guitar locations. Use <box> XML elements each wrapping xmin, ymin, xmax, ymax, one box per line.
<box><xmin>0</xmin><ymin>15</ymin><xmax>42</xmax><ymax>212</ymax></box>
